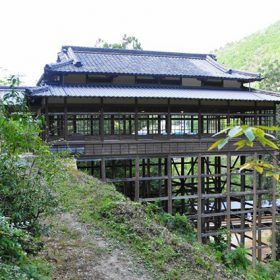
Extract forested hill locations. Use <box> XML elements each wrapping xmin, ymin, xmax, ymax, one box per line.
<box><xmin>215</xmin><ymin>21</ymin><xmax>280</xmax><ymax>91</ymax></box>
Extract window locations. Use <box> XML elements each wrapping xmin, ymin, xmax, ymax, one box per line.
<box><xmin>160</xmin><ymin>77</ymin><xmax>181</xmax><ymax>85</ymax></box>
<box><xmin>203</xmin><ymin>115</ymin><xmax>227</xmax><ymax>134</ymax></box>
<box><xmin>202</xmin><ymin>80</ymin><xmax>223</xmax><ymax>87</ymax></box>
<box><xmin>87</xmin><ymin>74</ymin><xmax>113</xmax><ymax>83</ymax></box>
<box><xmin>136</xmin><ymin>76</ymin><xmax>158</xmax><ymax>85</ymax></box>
<box><xmin>67</xmin><ymin>114</ymin><xmax>99</xmax><ymax>135</ymax></box>
<box><xmin>171</xmin><ymin>114</ymin><xmax>198</xmax><ymax>135</ymax></box>
<box><xmin>138</xmin><ymin>114</ymin><xmax>166</xmax><ymax>135</ymax></box>
<box><xmin>49</xmin><ymin>114</ymin><xmax>64</xmax><ymax>137</ymax></box>
<box><xmin>104</xmin><ymin>114</ymin><xmax>135</xmax><ymax>135</ymax></box>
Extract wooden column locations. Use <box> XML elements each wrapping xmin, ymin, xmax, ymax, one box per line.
<box><xmin>271</xmin><ymin>151</ymin><xmax>278</xmax><ymax>260</ymax></box>
<box><xmin>101</xmin><ymin>158</ymin><xmax>106</xmax><ymax>182</ymax></box>
<box><xmin>135</xmin><ymin>157</ymin><xmax>140</xmax><ymax>201</ymax></box>
<box><xmin>167</xmin><ymin>155</ymin><xmax>172</xmax><ymax>214</ymax></box>
<box><xmin>134</xmin><ymin>157</ymin><xmax>140</xmax><ymax>201</ymax></box>
<box><xmin>198</xmin><ymin>100</ymin><xmax>202</xmax><ymax>138</ymax></box>
<box><xmin>197</xmin><ymin>154</ymin><xmax>202</xmax><ymax>242</ymax></box>
<box><xmin>63</xmin><ymin>97</ymin><xmax>68</xmax><ymax>139</ymax></box>
<box><xmin>45</xmin><ymin>97</ymin><xmax>49</xmax><ymax>141</ymax></box>
<box><xmin>240</xmin><ymin>156</ymin><xmax>246</xmax><ymax>245</ymax></box>
<box><xmin>100</xmin><ymin>98</ymin><xmax>104</xmax><ymax>141</ymax></box>
<box><xmin>226</xmin><ymin>153</ymin><xmax>231</xmax><ymax>251</ymax></box>
<box><xmin>252</xmin><ymin>152</ymin><xmax>258</xmax><ymax>268</ymax></box>
<box><xmin>167</xmin><ymin>98</ymin><xmax>171</xmax><ymax>136</ymax></box>
<box><xmin>135</xmin><ymin>98</ymin><xmax>138</xmax><ymax>140</ymax></box>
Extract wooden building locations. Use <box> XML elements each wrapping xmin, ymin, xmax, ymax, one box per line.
<box><xmin>25</xmin><ymin>46</ymin><xmax>280</xmax><ymax>263</ymax></box>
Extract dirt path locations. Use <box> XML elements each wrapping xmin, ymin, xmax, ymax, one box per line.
<box><xmin>43</xmin><ymin>213</ymin><xmax>152</xmax><ymax>280</ymax></box>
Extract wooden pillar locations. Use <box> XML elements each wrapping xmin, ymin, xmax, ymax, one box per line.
<box><xmin>63</xmin><ymin>97</ymin><xmax>68</xmax><ymax>139</ymax></box>
<box><xmin>240</xmin><ymin>156</ymin><xmax>246</xmax><ymax>245</ymax></box>
<box><xmin>45</xmin><ymin>97</ymin><xmax>49</xmax><ymax>141</ymax></box>
<box><xmin>198</xmin><ymin>100</ymin><xmax>202</xmax><ymax>138</ymax></box>
<box><xmin>271</xmin><ymin>151</ymin><xmax>278</xmax><ymax>260</ymax></box>
<box><xmin>135</xmin><ymin>157</ymin><xmax>140</xmax><ymax>201</ymax></box>
<box><xmin>226</xmin><ymin>153</ymin><xmax>231</xmax><ymax>251</ymax></box>
<box><xmin>100</xmin><ymin>98</ymin><xmax>104</xmax><ymax>141</ymax></box>
<box><xmin>167</xmin><ymin>155</ymin><xmax>172</xmax><ymax>214</ymax></box>
<box><xmin>227</xmin><ymin>101</ymin><xmax>230</xmax><ymax>125</ymax></box>
<box><xmin>252</xmin><ymin>152</ymin><xmax>258</xmax><ymax>268</ymax></box>
<box><xmin>135</xmin><ymin>98</ymin><xmax>138</xmax><ymax>140</ymax></box>
<box><xmin>101</xmin><ymin>158</ymin><xmax>106</xmax><ymax>182</ymax></box>
<box><xmin>167</xmin><ymin>98</ymin><xmax>171</xmax><ymax>136</ymax></box>
<box><xmin>197</xmin><ymin>154</ymin><xmax>202</xmax><ymax>242</ymax></box>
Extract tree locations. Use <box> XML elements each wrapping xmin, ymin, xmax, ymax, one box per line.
<box><xmin>258</xmin><ymin>59</ymin><xmax>280</xmax><ymax>92</ymax></box>
<box><xmin>95</xmin><ymin>34</ymin><xmax>142</xmax><ymax>50</ymax></box>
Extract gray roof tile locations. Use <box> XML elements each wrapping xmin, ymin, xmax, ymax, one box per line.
<box><xmin>28</xmin><ymin>85</ymin><xmax>280</xmax><ymax>102</ymax></box>
<box><xmin>44</xmin><ymin>46</ymin><xmax>261</xmax><ymax>82</ymax></box>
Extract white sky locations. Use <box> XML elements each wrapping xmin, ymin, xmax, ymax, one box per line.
<box><xmin>0</xmin><ymin>0</ymin><xmax>279</xmax><ymax>85</ymax></box>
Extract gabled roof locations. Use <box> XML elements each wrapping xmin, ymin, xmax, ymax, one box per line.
<box><xmin>27</xmin><ymin>85</ymin><xmax>280</xmax><ymax>102</ymax></box>
<box><xmin>44</xmin><ymin>46</ymin><xmax>262</xmax><ymax>82</ymax></box>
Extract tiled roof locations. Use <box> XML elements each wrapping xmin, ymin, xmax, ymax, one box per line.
<box><xmin>44</xmin><ymin>46</ymin><xmax>262</xmax><ymax>82</ymax></box>
<box><xmin>27</xmin><ymin>85</ymin><xmax>280</xmax><ymax>102</ymax></box>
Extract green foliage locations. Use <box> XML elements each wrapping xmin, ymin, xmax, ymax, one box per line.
<box><xmin>95</xmin><ymin>34</ymin><xmax>142</xmax><ymax>50</ymax></box>
<box><xmin>224</xmin><ymin>246</ymin><xmax>250</xmax><ymax>271</ymax></box>
<box><xmin>216</xmin><ymin>21</ymin><xmax>280</xmax><ymax>75</ymax></box>
<box><xmin>258</xmin><ymin>59</ymin><xmax>280</xmax><ymax>92</ymax></box>
<box><xmin>209</xmin><ymin>124</ymin><xmax>280</xmax><ymax>179</ymax></box>
<box><xmin>0</xmin><ymin>215</ymin><xmax>51</xmax><ymax>280</ymax></box>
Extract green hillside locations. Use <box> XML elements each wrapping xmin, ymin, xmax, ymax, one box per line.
<box><xmin>216</xmin><ymin>21</ymin><xmax>280</xmax><ymax>91</ymax></box>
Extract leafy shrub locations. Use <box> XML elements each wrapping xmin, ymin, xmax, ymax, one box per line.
<box><xmin>225</xmin><ymin>246</ymin><xmax>250</xmax><ymax>270</ymax></box>
<box><xmin>0</xmin><ymin>215</ymin><xmax>51</xmax><ymax>280</ymax></box>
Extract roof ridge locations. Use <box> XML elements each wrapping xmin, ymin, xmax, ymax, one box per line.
<box><xmin>62</xmin><ymin>45</ymin><xmax>216</xmax><ymax>59</ymax></box>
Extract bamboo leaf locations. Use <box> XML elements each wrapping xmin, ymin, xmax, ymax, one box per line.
<box><xmin>244</xmin><ymin>127</ymin><xmax>255</xmax><ymax>141</ymax></box>
<box><xmin>208</xmin><ymin>139</ymin><xmax>225</xmax><ymax>151</ymax></box>
<box><xmin>228</xmin><ymin>126</ymin><xmax>243</xmax><ymax>138</ymax></box>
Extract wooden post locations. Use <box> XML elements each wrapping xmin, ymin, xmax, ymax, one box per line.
<box><xmin>198</xmin><ymin>100</ymin><xmax>202</xmax><ymax>138</ymax></box>
<box><xmin>197</xmin><ymin>154</ymin><xmax>202</xmax><ymax>242</ymax></box>
<box><xmin>226</xmin><ymin>153</ymin><xmax>231</xmax><ymax>251</ymax></box>
<box><xmin>167</xmin><ymin>98</ymin><xmax>171</xmax><ymax>136</ymax></box>
<box><xmin>100</xmin><ymin>98</ymin><xmax>104</xmax><ymax>141</ymax></box>
<box><xmin>101</xmin><ymin>158</ymin><xmax>106</xmax><ymax>182</ymax></box>
<box><xmin>167</xmin><ymin>155</ymin><xmax>172</xmax><ymax>214</ymax></box>
<box><xmin>252</xmin><ymin>152</ymin><xmax>258</xmax><ymax>268</ymax></box>
<box><xmin>271</xmin><ymin>151</ymin><xmax>278</xmax><ymax>260</ymax></box>
<box><xmin>135</xmin><ymin>98</ymin><xmax>138</xmax><ymax>140</ymax></box>
<box><xmin>45</xmin><ymin>97</ymin><xmax>49</xmax><ymax>141</ymax></box>
<box><xmin>135</xmin><ymin>157</ymin><xmax>140</xmax><ymax>201</ymax></box>
<box><xmin>63</xmin><ymin>97</ymin><xmax>68</xmax><ymax>139</ymax></box>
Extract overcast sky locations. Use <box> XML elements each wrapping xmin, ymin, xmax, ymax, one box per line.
<box><xmin>0</xmin><ymin>0</ymin><xmax>279</xmax><ymax>85</ymax></box>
